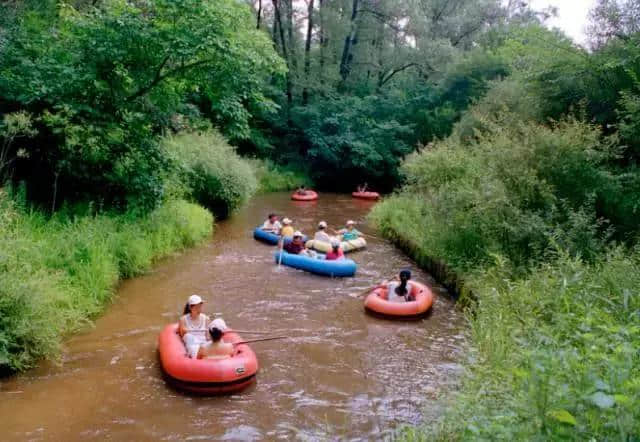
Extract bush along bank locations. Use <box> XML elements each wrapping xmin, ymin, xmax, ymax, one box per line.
<box><xmin>370</xmin><ymin>117</ymin><xmax>640</xmax><ymax>440</ymax></box>
<box><xmin>0</xmin><ymin>193</ymin><xmax>213</xmax><ymax>373</ymax></box>
<box><xmin>248</xmin><ymin>159</ymin><xmax>313</xmax><ymax>194</ymax></box>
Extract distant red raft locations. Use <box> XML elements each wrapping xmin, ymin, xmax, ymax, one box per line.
<box><xmin>352</xmin><ymin>191</ymin><xmax>380</xmax><ymax>200</ymax></box>
<box><xmin>364</xmin><ymin>281</ymin><xmax>434</xmax><ymax>319</ymax></box>
<box><xmin>291</xmin><ymin>190</ymin><xmax>318</xmax><ymax>201</ymax></box>
<box><xmin>158</xmin><ymin>324</ymin><xmax>258</xmax><ymax>395</ymax></box>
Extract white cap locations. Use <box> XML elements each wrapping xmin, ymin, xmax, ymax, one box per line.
<box><xmin>346</xmin><ymin>220</ymin><xmax>355</xmax><ymax>225</ymax></box>
<box><xmin>188</xmin><ymin>294</ymin><xmax>204</xmax><ymax>305</ymax></box>
<box><xmin>293</xmin><ymin>231</ymin><xmax>303</xmax><ymax>237</ymax></box>
<box><xmin>331</xmin><ymin>239</ymin><xmax>340</xmax><ymax>247</ymax></box>
<box><xmin>282</xmin><ymin>218</ymin><xmax>292</xmax><ymax>224</ymax></box>
<box><xmin>318</xmin><ymin>221</ymin><xmax>327</xmax><ymax>228</ymax></box>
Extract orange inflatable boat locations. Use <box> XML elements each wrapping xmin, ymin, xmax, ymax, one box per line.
<box><xmin>158</xmin><ymin>324</ymin><xmax>258</xmax><ymax>394</ymax></box>
<box><xmin>291</xmin><ymin>190</ymin><xmax>318</xmax><ymax>201</ymax></box>
<box><xmin>364</xmin><ymin>281</ymin><xmax>434</xmax><ymax>319</ymax></box>
<box><xmin>352</xmin><ymin>191</ymin><xmax>380</xmax><ymax>200</ymax></box>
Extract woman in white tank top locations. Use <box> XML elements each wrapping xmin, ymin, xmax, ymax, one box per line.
<box><xmin>178</xmin><ymin>295</ymin><xmax>210</xmax><ymax>358</ymax></box>
<box><xmin>386</xmin><ymin>269</ymin><xmax>415</xmax><ymax>303</ymax></box>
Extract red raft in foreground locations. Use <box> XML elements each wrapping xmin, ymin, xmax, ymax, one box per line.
<box><xmin>158</xmin><ymin>324</ymin><xmax>258</xmax><ymax>394</ymax></box>
<box><xmin>364</xmin><ymin>281</ymin><xmax>434</xmax><ymax>319</ymax></box>
<box><xmin>352</xmin><ymin>191</ymin><xmax>380</xmax><ymax>200</ymax></box>
<box><xmin>291</xmin><ymin>190</ymin><xmax>318</xmax><ymax>201</ymax></box>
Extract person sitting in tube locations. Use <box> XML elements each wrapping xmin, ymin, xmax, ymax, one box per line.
<box><xmin>357</xmin><ymin>182</ymin><xmax>368</xmax><ymax>193</ymax></box>
<box><xmin>178</xmin><ymin>294</ymin><xmax>228</xmax><ymax>358</ymax></box>
<box><xmin>338</xmin><ymin>220</ymin><xmax>362</xmax><ymax>241</ymax></box>
<box><xmin>280</xmin><ymin>217</ymin><xmax>295</xmax><ymax>237</ymax></box>
<box><xmin>197</xmin><ymin>326</ymin><xmax>234</xmax><ymax>360</ymax></box>
<box><xmin>296</xmin><ymin>185</ymin><xmax>308</xmax><ymax>195</ymax></box>
<box><xmin>325</xmin><ymin>240</ymin><xmax>344</xmax><ymax>260</ymax></box>
<box><xmin>314</xmin><ymin>220</ymin><xmax>333</xmax><ymax>243</ymax></box>
<box><xmin>261</xmin><ymin>213</ymin><xmax>282</xmax><ymax>233</ymax></box>
<box><xmin>283</xmin><ymin>231</ymin><xmax>316</xmax><ymax>257</ymax></box>
<box><xmin>385</xmin><ymin>270</ymin><xmax>415</xmax><ymax>303</ymax></box>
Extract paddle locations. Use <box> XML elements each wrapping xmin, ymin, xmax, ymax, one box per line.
<box><xmin>187</xmin><ymin>329</ymin><xmax>278</xmax><ymax>335</ymax></box>
<box><xmin>233</xmin><ymin>336</ymin><xmax>288</xmax><ymax>346</ymax></box>
<box><xmin>277</xmin><ymin>238</ymin><xmax>284</xmax><ymax>267</ymax></box>
<box><xmin>348</xmin><ymin>275</ymin><xmax>399</xmax><ymax>298</ymax></box>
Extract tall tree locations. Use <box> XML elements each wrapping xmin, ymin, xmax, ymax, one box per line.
<box><xmin>303</xmin><ymin>0</ymin><xmax>315</xmax><ymax>104</ymax></box>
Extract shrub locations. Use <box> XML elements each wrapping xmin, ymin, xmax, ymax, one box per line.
<box><xmin>248</xmin><ymin>159</ymin><xmax>313</xmax><ymax>193</ymax></box>
<box><xmin>0</xmin><ymin>192</ymin><xmax>212</xmax><ymax>372</ymax></box>
<box><xmin>163</xmin><ymin>131</ymin><xmax>257</xmax><ymax>218</ymax></box>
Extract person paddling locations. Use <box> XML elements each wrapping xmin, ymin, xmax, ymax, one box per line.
<box><xmin>338</xmin><ymin>220</ymin><xmax>362</xmax><ymax>241</ymax></box>
<box><xmin>386</xmin><ymin>270</ymin><xmax>415</xmax><ymax>303</ymax></box>
<box><xmin>314</xmin><ymin>220</ymin><xmax>333</xmax><ymax>243</ymax></box>
<box><xmin>261</xmin><ymin>213</ymin><xmax>282</xmax><ymax>233</ymax></box>
<box><xmin>197</xmin><ymin>326</ymin><xmax>234</xmax><ymax>360</ymax></box>
<box><xmin>178</xmin><ymin>295</ymin><xmax>210</xmax><ymax>358</ymax></box>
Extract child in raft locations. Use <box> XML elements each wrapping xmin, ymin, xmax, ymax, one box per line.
<box><xmin>282</xmin><ymin>231</ymin><xmax>316</xmax><ymax>257</ymax></box>
<box><xmin>385</xmin><ymin>270</ymin><xmax>415</xmax><ymax>303</ymax></box>
<box><xmin>338</xmin><ymin>220</ymin><xmax>362</xmax><ymax>241</ymax></box>
<box><xmin>197</xmin><ymin>326</ymin><xmax>234</xmax><ymax>359</ymax></box>
<box><xmin>178</xmin><ymin>294</ymin><xmax>228</xmax><ymax>358</ymax></box>
<box><xmin>261</xmin><ymin>213</ymin><xmax>281</xmax><ymax>233</ymax></box>
<box><xmin>280</xmin><ymin>218</ymin><xmax>295</xmax><ymax>237</ymax></box>
<box><xmin>325</xmin><ymin>240</ymin><xmax>344</xmax><ymax>260</ymax></box>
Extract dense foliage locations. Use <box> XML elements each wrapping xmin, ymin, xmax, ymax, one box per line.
<box><xmin>0</xmin><ymin>190</ymin><xmax>212</xmax><ymax>372</ymax></box>
<box><xmin>0</xmin><ymin>0</ymin><xmax>283</xmax><ymax>209</ymax></box>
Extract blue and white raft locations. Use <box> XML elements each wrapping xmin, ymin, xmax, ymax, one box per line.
<box><xmin>273</xmin><ymin>251</ymin><xmax>357</xmax><ymax>277</ymax></box>
<box><xmin>253</xmin><ymin>227</ymin><xmax>307</xmax><ymax>245</ymax></box>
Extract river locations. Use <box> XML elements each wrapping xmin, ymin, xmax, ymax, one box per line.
<box><xmin>0</xmin><ymin>193</ymin><xmax>465</xmax><ymax>441</ymax></box>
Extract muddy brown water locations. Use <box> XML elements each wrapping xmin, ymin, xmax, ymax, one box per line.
<box><xmin>0</xmin><ymin>193</ymin><xmax>465</xmax><ymax>441</ymax></box>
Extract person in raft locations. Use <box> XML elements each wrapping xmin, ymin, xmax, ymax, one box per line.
<box><xmin>296</xmin><ymin>185</ymin><xmax>308</xmax><ymax>195</ymax></box>
<box><xmin>325</xmin><ymin>240</ymin><xmax>344</xmax><ymax>260</ymax></box>
<box><xmin>197</xmin><ymin>326</ymin><xmax>234</xmax><ymax>360</ymax></box>
<box><xmin>261</xmin><ymin>213</ymin><xmax>282</xmax><ymax>233</ymax></box>
<box><xmin>314</xmin><ymin>220</ymin><xmax>333</xmax><ymax>243</ymax></box>
<box><xmin>338</xmin><ymin>220</ymin><xmax>362</xmax><ymax>241</ymax></box>
<box><xmin>280</xmin><ymin>217</ymin><xmax>295</xmax><ymax>237</ymax></box>
<box><xmin>178</xmin><ymin>294</ymin><xmax>228</xmax><ymax>358</ymax></box>
<box><xmin>283</xmin><ymin>231</ymin><xmax>315</xmax><ymax>257</ymax></box>
<box><xmin>385</xmin><ymin>269</ymin><xmax>415</xmax><ymax>303</ymax></box>
<box><xmin>356</xmin><ymin>182</ymin><xmax>368</xmax><ymax>193</ymax></box>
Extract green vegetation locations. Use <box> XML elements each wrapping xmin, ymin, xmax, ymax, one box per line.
<box><xmin>0</xmin><ymin>191</ymin><xmax>212</xmax><ymax>372</ymax></box>
<box><xmin>249</xmin><ymin>159</ymin><xmax>313</xmax><ymax>194</ymax></box>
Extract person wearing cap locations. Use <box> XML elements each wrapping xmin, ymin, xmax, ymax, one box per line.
<box><xmin>338</xmin><ymin>220</ymin><xmax>362</xmax><ymax>241</ymax></box>
<box><xmin>283</xmin><ymin>231</ymin><xmax>307</xmax><ymax>255</ymax></box>
<box><xmin>197</xmin><ymin>327</ymin><xmax>234</xmax><ymax>360</ymax></box>
<box><xmin>280</xmin><ymin>218</ymin><xmax>295</xmax><ymax>237</ymax></box>
<box><xmin>314</xmin><ymin>221</ymin><xmax>333</xmax><ymax>243</ymax></box>
<box><xmin>385</xmin><ymin>270</ymin><xmax>415</xmax><ymax>303</ymax></box>
<box><xmin>178</xmin><ymin>294</ymin><xmax>210</xmax><ymax>358</ymax></box>
<box><xmin>325</xmin><ymin>240</ymin><xmax>344</xmax><ymax>260</ymax></box>
<box><xmin>261</xmin><ymin>213</ymin><xmax>282</xmax><ymax>233</ymax></box>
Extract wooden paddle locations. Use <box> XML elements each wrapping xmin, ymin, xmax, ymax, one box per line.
<box><xmin>188</xmin><ymin>329</ymin><xmax>276</xmax><ymax>335</ymax></box>
<box><xmin>348</xmin><ymin>275</ymin><xmax>399</xmax><ymax>298</ymax></box>
<box><xmin>277</xmin><ymin>238</ymin><xmax>284</xmax><ymax>267</ymax></box>
<box><xmin>233</xmin><ymin>336</ymin><xmax>288</xmax><ymax>346</ymax></box>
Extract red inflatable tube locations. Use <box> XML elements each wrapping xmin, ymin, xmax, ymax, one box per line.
<box><xmin>291</xmin><ymin>190</ymin><xmax>318</xmax><ymax>201</ymax></box>
<box><xmin>352</xmin><ymin>191</ymin><xmax>380</xmax><ymax>200</ymax></box>
<box><xmin>158</xmin><ymin>324</ymin><xmax>258</xmax><ymax>394</ymax></box>
<box><xmin>364</xmin><ymin>281</ymin><xmax>434</xmax><ymax>319</ymax></box>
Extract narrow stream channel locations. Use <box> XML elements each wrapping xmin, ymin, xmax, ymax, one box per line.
<box><xmin>0</xmin><ymin>193</ymin><xmax>465</xmax><ymax>441</ymax></box>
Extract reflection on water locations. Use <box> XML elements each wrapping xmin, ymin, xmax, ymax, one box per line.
<box><xmin>0</xmin><ymin>193</ymin><xmax>465</xmax><ymax>441</ymax></box>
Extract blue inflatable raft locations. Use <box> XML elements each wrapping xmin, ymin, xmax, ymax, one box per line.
<box><xmin>253</xmin><ymin>227</ymin><xmax>306</xmax><ymax>245</ymax></box>
<box><xmin>273</xmin><ymin>251</ymin><xmax>356</xmax><ymax>277</ymax></box>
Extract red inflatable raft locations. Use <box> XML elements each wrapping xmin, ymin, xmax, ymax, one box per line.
<box><xmin>291</xmin><ymin>190</ymin><xmax>318</xmax><ymax>201</ymax></box>
<box><xmin>158</xmin><ymin>324</ymin><xmax>258</xmax><ymax>394</ymax></box>
<box><xmin>352</xmin><ymin>191</ymin><xmax>380</xmax><ymax>200</ymax></box>
<box><xmin>364</xmin><ymin>281</ymin><xmax>434</xmax><ymax>319</ymax></box>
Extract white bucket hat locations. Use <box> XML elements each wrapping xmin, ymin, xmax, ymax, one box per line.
<box><xmin>282</xmin><ymin>218</ymin><xmax>292</xmax><ymax>225</ymax></box>
<box><xmin>346</xmin><ymin>220</ymin><xmax>355</xmax><ymax>226</ymax></box>
<box><xmin>293</xmin><ymin>231</ymin><xmax>303</xmax><ymax>237</ymax></box>
<box><xmin>318</xmin><ymin>221</ymin><xmax>327</xmax><ymax>228</ymax></box>
<box><xmin>188</xmin><ymin>294</ymin><xmax>204</xmax><ymax>305</ymax></box>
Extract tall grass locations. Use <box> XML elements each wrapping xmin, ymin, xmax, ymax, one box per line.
<box><xmin>370</xmin><ymin>117</ymin><xmax>640</xmax><ymax>439</ymax></box>
<box><xmin>248</xmin><ymin>158</ymin><xmax>313</xmax><ymax>193</ymax></box>
<box><xmin>0</xmin><ymin>192</ymin><xmax>213</xmax><ymax>372</ymax></box>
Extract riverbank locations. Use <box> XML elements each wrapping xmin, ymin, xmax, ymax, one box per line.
<box><xmin>0</xmin><ymin>192</ymin><xmax>213</xmax><ymax>373</ymax></box>
<box><xmin>369</xmin><ymin>119</ymin><xmax>640</xmax><ymax>439</ymax></box>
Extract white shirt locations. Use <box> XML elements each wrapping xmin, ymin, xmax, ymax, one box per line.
<box><xmin>262</xmin><ymin>220</ymin><xmax>282</xmax><ymax>232</ymax></box>
<box><xmin>314</xmin><ymin>230</ymin><xmax>333</xmax><ymax>243</ymax></box>
<box><xmin>387</xmin><ymin>282</ymin><xmax>414</xmax><ymax>303</ymax></box>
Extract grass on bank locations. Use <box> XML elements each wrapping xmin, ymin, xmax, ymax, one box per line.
<box><xmin>370</xmin><ymin>117</ymin><xmax>640</xmax><ymax>440</ymax></box>
<box><xmin>247</xmin><ymin>158</ymin><xmax>313</xmax><ymax>193</ymax></box>
<box><xmin>0</xmin><ymin>192</ymin><xmax>213</xmax><ymax>372</ymax></box>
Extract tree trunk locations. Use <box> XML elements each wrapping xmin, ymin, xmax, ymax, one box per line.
<box><xmin>318</xmin><ymin>0</ymin><xmax>325</xmax><ymax>82</ymax></box>
<box><xmin>256</xmin><ymin>0</ymin><xmax>262</xmax><ymax>29</ymax></box>
<box><xmin>339</xmin><ymin>0</ymin><xmax>359</xmax><ymax>85</ymax></box>
<box><xmin>302</xmin><ymin>0</ymin><xmax>315</xmax><ymax>105</ymax></box>
<box><xmin>271</xmin><ymin>0</ymin><xmax>292</xmax><ymax>107</ymax></box>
